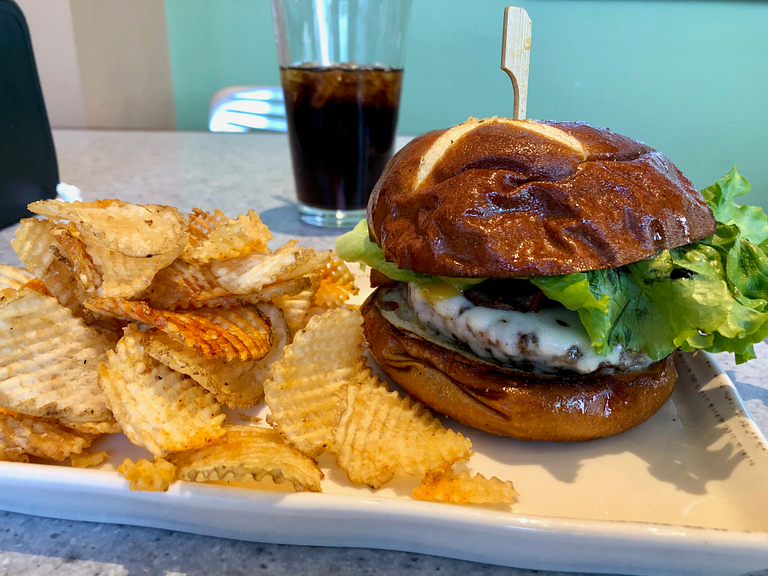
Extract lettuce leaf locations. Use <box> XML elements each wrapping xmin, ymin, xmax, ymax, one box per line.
<box><xmin>533</xmin><ymin>168</ymin><xmax>768</xmax><ymax>363</ymax></box>
<box><xmin>700</xmin><ymin>167</ymin><xmax>768</xmax><ymax>245</ymax></box>
<box><xmin>335</xmin><ymin>220</ymin><xmax>485</xmax><ymax>290</ymax></box>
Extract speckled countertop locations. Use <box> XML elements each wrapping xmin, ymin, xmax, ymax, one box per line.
<box><xmin>0</xmin><ymin>130</ymin><xmax>766</xmax><ymax>576</ymax></box>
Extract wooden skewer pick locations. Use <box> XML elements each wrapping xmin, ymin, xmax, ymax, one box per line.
<box><xmin>501</xmin><ymin>6</ymin><xmax>532</xmax><ymax>120</ymax></box>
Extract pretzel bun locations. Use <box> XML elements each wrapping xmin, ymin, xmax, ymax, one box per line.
<box><xmin>362</xmin><ymin>287</ymin><xmax>677</xmax><ymax>442</ymax></box>
<box><xmin>359</xmin><ymin>118</ymin><xmax>715</xmax><ymax>441</ymax></box>
<box><xmin>368</xmin><ymin>118</ymin><xmax>716</xmax><ymax>278</ymax></box>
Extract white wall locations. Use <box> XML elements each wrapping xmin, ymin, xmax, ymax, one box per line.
<box><xmin>15</xmin><ymin>0</ymin><xmax>87</xmax><ymax>128</ymax></box>
<box><xmin>14</xmin><ymin>0</ymin><xmax>175</xmax><ymax>130</ymax></box>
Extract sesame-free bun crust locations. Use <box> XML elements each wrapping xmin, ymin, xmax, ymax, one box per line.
<box><xmin>362</xmin><ymin>287</ymin><xmax>678</xmax><ymax>442</ymax></box>
<box><xmin>368</xmin><ymin>118</ymin><xmax>716</xmax><ymax>278</ymax></box>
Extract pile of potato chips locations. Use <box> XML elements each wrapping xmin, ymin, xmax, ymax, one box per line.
<box><xmin>0</xmin><ymin>199</ymin><xmax>516</xmax><ymax>506</ymax></box>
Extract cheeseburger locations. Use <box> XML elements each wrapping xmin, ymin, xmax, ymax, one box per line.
<box><xmin>337</xmin><ymin>117</ymin><xmax>766</xmax><ymax>442</ymax></box>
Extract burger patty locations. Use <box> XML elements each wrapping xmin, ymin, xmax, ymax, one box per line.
<box><xmin>463</xmin><ymin>278</ymin><xmax>556</xmax><ymax>312</ymax></box>
<box><xmin>406</xmin><ymin>282</ymin><xmax>653</xmax><ymax>375</ymax></box>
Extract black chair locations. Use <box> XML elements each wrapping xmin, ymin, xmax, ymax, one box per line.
<box><xmin>0</xmin><ymin>0</ymin><xmax>58</xmax><ymax>229</ymax></box>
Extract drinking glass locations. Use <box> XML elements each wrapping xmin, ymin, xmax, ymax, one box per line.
<box><xmin>271</xmin><ymin>0</ymin><xmax>411</xmax><ymax>227</ymax></box>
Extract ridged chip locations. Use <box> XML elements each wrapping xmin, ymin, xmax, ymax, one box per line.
<box><xmin>98</xmin><ymin>325</ymin><xmax>226</xmax><ymax>456</ymax></box>
<box><xmin>264</xmin><ymin>308</ymin><xmax>368</xmax><ymax>457</ymax></box>
<box><xmin>1</xmin><ymin>447</ymin><xmax>28</xmax><ymax>462</ymax></box>
<box><xmin>70</xmin><ymin>450</ymin><xmax>110</xmax><ymax>468</ymax></box>
<box><xmin>0</xmin><ymin>287</ymin><xmax>116</xmax><ymax>429</ymax></box>
<box><xmin>12</xmin><ymin>217</ymin><xmax>57</xmax><ymax>278</ymax></box>
<box><xmin>211</xmin><ymin>240</ymin><xmax>331</xmax><ymax>295</ymax></box>
<box><xmin>20</xmin><ymin>278</ymin><xmax>49</xmax><ymax>294</ymax></box>
<box><xmin>329</xmin><ymin>379</ymin><xmax>473</xmax><ymax>489</ymax></box>
<box><xmin>36</xmin><ymin>256</ymin><xmax>126</xmax><ymax>338</ymax></box>
<box><xmin>164</xmin><ymin>279</ymin><xmax>314</xmax><ymax>310</ymax></box>
<box><xmin>48</xmin><ymin>224</ymin><xmax>101</xmax><ymax>293</ymax></box>
<box><xmin>272</xmin><ymin>278</ymin><xmax>320</xmax><ymax>336</ymax></box>
<box><xmin>118</xmin><ymin>457</ymin><xmax>177</xmax><ymax>491</ymax></box>
<box><xmin>141</xmin><ymin>259</ymin><xmax>225</xmax><ymax>309</ymax></box>
<box><xmin>265</xmin><ymin>307</ymin><xmax>472</xmax><ymax>488</ymax></box>
<box><xmin>313</xmin><ymin>252</ymin><xmax>359</xmax><ymax>309</ymax></box>
<box><xmin>85</xmin><ymin>298</ymin><xmax>273</xmax><ymax>362</ymax></box>
<box><xmin>168</xmin><ymin>425</ymin><xmax>322</xmax><ymax>492</ymax></box>
<box><xmin>32</xmin><ymin>225</ymin><xmax>141</xmax><ymax>333</ymax></box>
<box><xmin>66</xmin><ymin>420</ymin><xmax>121</xmax><ymax>435</ymax></box>
<box><xmin>182</xmin><ymin>209</ymin><xmax>272</xmax><ymax>264</ymax></box>
<box><xmin>85</xmin><ymin>241</ymin><xmax>180</xmax><ymax>299</ymax></box>
<box><xmin>143</xmin><ymin>303</ymin><xmax>290</xmax><ymax>408</ymax></box>
<box><xmin>413</xmin><ymin>469</ymin><xmax>519</xmax><ymax>505</ymax></box>
<box><xmin>14</xmin><ymin>210</ymin><xmax>181</xmax><ymax>302</ymax></box>
<box><xmin>0</xmin><ymin>407</ymin><xmax>95</xmax><ymax>461</ymax></box>
<box><xmin>141</xmin><ymin>260</ymin><xmax>313</xmax><ymax>310</ymax></box>
<box><xmin>0</xmin><ymin>265</ymin><xmax>34</xmax><ymax>291</ymax></box>
<box><xmin>187</xmin><ymin>207</ymin><xmax>224</xmax><ymax>240</ymax></box>
<box><xmin>38</xmin><ymin>254</ymin><xmax>87</xmax><ymax>312</ymax></box>
<box><xmin>245</xmin><ymin>276</ymin><xmax>315</xmax><ymax>304</ymax></box>
<box><xmin>12</xmin><ymin>218</ymin><xmax>99</xmax><ymax>310</ymax></box>
<box><xmin>28</xmin><ymin>199</ymin><xmax>189</xmax><ymax>258</ymax></box>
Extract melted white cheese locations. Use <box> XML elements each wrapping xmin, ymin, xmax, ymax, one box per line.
<box><xmin>407</xmin><ymin>282</ymin><xmax>652</xmax><ymax>374</ymax></box>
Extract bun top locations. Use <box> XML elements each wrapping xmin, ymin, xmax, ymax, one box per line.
<box><xmin>367</xmin><ymin>118</ymin><xmax>716</xmax><ymax>278</ymax></box>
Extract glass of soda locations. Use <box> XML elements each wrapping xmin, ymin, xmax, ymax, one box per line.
<box><xmin>271</xmin><ymin>0</ymin><xmax>411</xmax><ymax>227</ymax></box>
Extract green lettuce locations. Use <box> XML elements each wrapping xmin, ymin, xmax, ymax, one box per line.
<box><xmin>335</xmin><ymin>220</ymin><xmax>484</xmax><ymax>290</ymax></box>
<box><xmin>700</xmin><ymin>167</ymin><xmax>768</xmax><ymax>246</ymax></box>
<box><xmin>336</xmin><ymin>168</ymin><xmax>768</xmax><ymax>363</ymax></box>
<box><xmin>532</xmin><ymin>168</ymin><xmax>768</xmax><ymax>363</ymax></box>
<box><xmin>335</xmin><ymin>220</ymin><xmax>433</xmax><ymax>284</ymax></box>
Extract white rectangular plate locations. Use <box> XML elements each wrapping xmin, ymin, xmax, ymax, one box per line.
<box><xmin>1</xmin><ymin>349</ymin><xmax>768</xmax><ymax>575</ymax></box>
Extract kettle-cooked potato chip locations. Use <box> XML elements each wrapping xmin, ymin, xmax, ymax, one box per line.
<box><xmin>70</xmin><ymin>450</ymin><xmax>110</xmax><ymax>468</ymax></box>
<box><xmin>38</xmin><ymin>252</ymin><xmax>87</xmax><ymax>311</ymax></box>
<box><xmin>0</xmin><ymin>446</ymin><xmax>29</xmax><ymax>462</ymax></box>
<box><xmin>264</xmin><ymin>307</ymin><xmax>473</xmax><ymax>488</ymax></box>
<box><xmin>48</xmin><ymin>224</ymin><xmax>101</xmax><ymax>293</ymax></box>
<box><xmin>211</xmin><ymin>240</ymin><xmax>331</xmax><ymax>295</ymax></box>
<box><xmin>0</xmin><ymin>407</ymin><xmax>95</xmax><ymax>461</ymax></box>
<box><xmin>272</xmin><ymin>290</ymin><xmax>313</xmax><ymax>336</ymax></box>
<box><xmin>329</xmin><ymin>378</ymin><xmax>473</xmax><ymax>489</ymax></box>
<box><xmin>313</xmin><ymin>253</ymin><xmax>359</xmax><ymax>310</ymax></box>
<box><xmin>28</xmin><ymin>199</ymin><xmax>189</xmax><ymax>259</ymax></box>
<box><xmin>15</xmin><ymin>208</ymin><xmax>184</xmax><ymax>302</ymax></box>
<box><xmin>12</xmin><ymin>217</ymin><xmax>58</xmax><ymax>278</ymax></box>
<box><xmin>182</xmin><ymin>209</ymin><xmax>272</xmax><ymax>264</ymax></box>
<box><xmin>85</xmin><ymin>241</ymin><xmax>179</xmax><ymax>299</ymax></box>
<box><xmin>187</xmin><ymin>207</ymin><xmax>225</xmax><ymax>240</ymax></box>
<box><xmin>85</xmin><ymin>298</ymin><xmax>273</xmax><ymax>362</ymax></box>
<box><xmin>141</xmin><ymin>260</ymin><xmax>314</xmax><ymax>311</ymax></box>
<box><xmin>0</xmin><ymin>264</ymin><xmax>34</xmax><ymax>291</ymax></box>
<box><xmin>264</xmin><ymin>308</ymin><xmax>368</xmax><ymax>457</ymax></box>
<box><xmin>241</xmin><ymin>276</ymin><xmax>316</xmax><ymax>304</ymax></box>
<box><xmin>0</xmin><ymin>287</ymin><xmax>116</xmax><ymax>429</ymax></box>
<box><xmin>98</xmin><ymin>325</ymin><xmax>226</xmax><ymax>456</ymax></box>
<box><xmin>118</xmin><ymin>456</ymin><xmax>177</xmax><ymax>491</ymax></box>
<box><xmin>143</xmin><ymin>303</ymin><xmax>290</xmax><ymax>408</ymax></box>
<box><xmin>141</xmin><ymin>259</ymin><xmax>225</xmax><ymax>310</ymax></box>
<box><xmin>413</xmin><ymin>469</ymin><xmax>519</xmax><ymax>505</ymax></box>
<box><xmin>272</xmin><ymin>276</ymin><xmax>320</xmax><ymax>336</ymax></box>
<box><xmin>169</xmin><ymin>425</ymin><xmax>322</xmax><ymax>492</ymax></box>
<box><xmin>35</xmin><ymin>256</ymin><xmax>125</xmax><ymax>337</ymax></box>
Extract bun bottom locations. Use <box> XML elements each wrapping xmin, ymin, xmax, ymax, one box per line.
<box><xmin>361</xmin><ymin>288</ymin><xmax>677</xmax><ymax>442</ymax></box>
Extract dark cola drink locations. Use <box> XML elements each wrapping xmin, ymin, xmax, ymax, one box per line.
<box><xmin>281</xmin><ymin>64</ymin><xmax>403</xmax><ymax>213</ymax></box>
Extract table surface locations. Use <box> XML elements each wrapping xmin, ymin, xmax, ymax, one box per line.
<box><xmin>0</xmin><ymin>129</ymin><xmax>766</xmax><ymax>576</ymax></box>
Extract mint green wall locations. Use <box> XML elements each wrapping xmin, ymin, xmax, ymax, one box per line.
<box><xmin>165</xmin><ymin>0</ymin><xmax>280</xmax><ymax>128</ymax></box>
<box><xmin>165</xmin><ymin>0</ymin><xmax>768</xmax><ymax>212</ymax></box>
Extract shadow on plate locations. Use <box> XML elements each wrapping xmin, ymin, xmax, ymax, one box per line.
<box><xmin>433</xmin><ymin>357</ymin><xmax>750</xmax><ymax>496</ymax></box>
